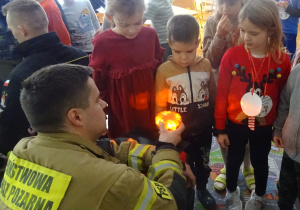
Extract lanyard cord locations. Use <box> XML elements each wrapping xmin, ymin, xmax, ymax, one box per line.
<box><xmin>247</xmin><ymin>48</ymin><xmax>270</xmax><ymax>98</ymax></box>
<box><xmin>65</xmin><ymin>55</ymin><xmax>89</xmax><ymax>64</ymax></box>
<box><xmin>233</xmin><ymin>28</ymin><xmax>239</xmax><ymax>47</ymax></box>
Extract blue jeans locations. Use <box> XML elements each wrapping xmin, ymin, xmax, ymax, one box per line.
<box><xmin>284</xmin><ymin>33</ymin><xmax>297</xmax><ymax>60</ymax></box>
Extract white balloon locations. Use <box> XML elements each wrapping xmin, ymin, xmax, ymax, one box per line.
<box><xmin>240</xmin><ymin>92</ymin><xmax>262</xmax><ymax>116</ymax></box>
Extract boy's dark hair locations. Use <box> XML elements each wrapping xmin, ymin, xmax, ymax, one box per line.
<box><xmin>167</xmin><ymin>15</ymin><xmax>199</xmax><ymax>43</ymax></box>
<box><xmin>20</xmin><ymin>64</ymin><xmax>93</xmax><ymax>133</ymax></box>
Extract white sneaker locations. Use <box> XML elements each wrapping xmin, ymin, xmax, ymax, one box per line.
<box><xmin>245</xmin><ymin>190</ymin><xmax>264</xmax><ymax>210</ymax></box>
<box><xmin>224</xmin><ymin>187</ymin><xmax>242</xmax><ymax>210</ymax></box>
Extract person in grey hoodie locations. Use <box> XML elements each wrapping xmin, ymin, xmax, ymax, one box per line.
<box><xmin>273</xmin><ymin>64</ymin><xmax>300</xmax><ymax>210</ymax></box>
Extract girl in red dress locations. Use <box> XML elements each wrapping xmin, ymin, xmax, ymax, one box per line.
<box><xmin>89</xmin><ymin>0</ymin><xmax>164</xmax><ymax>138</ymax></box>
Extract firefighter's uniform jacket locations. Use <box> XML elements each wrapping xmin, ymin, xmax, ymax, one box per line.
<box><xmin>0</xmin><ymin>132</ymin><xmax>187</xmax><ymax>209</ymax></box>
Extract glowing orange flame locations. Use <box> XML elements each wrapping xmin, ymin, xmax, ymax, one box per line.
<box><xmin>155</xmin><ymin>111</ymin><xmax>182</xmax><ymax>131</ymax></box>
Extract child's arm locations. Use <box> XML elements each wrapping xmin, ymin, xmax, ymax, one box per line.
<box><xmin>273</xmin><ymin>66</ymin><xmax>297</xmax><ymax>148</ymax></box>
<box><xmin>87</xmin><ymin>0</ymin><xmax>100</xmax><ymax>31</ymax></box>
<box><xmin>214</xmin><ymin>50</ymin><xmax>232</xmax><ymax>131</ymax></box>
<box><xmin>89</xmin><ymin>35</ymin><xmax>108</xmax><ymax>102</ymax></box>
<box><xmin>214</xmin><ymin>50</ymin><xmax>233</xmax><ymax>148</ymax></box>
<box><xmin>208</xmin><ymin>62</ymin><xmax>217</xmax><ymax>108</ymax></box>
<box><xmin>155</xmin><ymin>67</ymin><xmax>168</xmax><ymax>115</ymax></box>
<box><xmin>202</xmin><ymin>16</ymin><xmax>231</xmax><ymax>69</ymax></box>
<box><xmin>143</xmin><ymin>0</ymin><xmax>157</xmax><ymax>21</ymax></box>
<box><xmin>277</xmin><ymin>1</ymin><xmax>300</xmax><ymax>17</ymax></box>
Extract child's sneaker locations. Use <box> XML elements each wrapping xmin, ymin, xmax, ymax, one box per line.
<box><xmin>224</xmin><ymin>187</ymin><xmax>242</xmax><ymax>210</ymax></box>
<box><xmin>196</xmin><ymin>189</ymin><xmax>216</xmax><ymax>209</ymax></box>
<box><xmin>245</xmin><ymin>190</ymin><xmax>264</xmax><ymax>210</ymax></box>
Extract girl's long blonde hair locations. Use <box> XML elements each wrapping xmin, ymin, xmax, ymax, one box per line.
<box><xmin>238</xmin><ymin>0</ymin><xmax>286</xmax><ymax>63</ymax></box>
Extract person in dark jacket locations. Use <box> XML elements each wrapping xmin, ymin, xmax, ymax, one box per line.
<box><xmin>0</xmin><ymin>0</ymin><xmax>89</xmax><ymax>156</ymax></box>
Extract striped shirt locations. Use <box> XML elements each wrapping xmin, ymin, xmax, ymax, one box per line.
<box><xmin>144</xmin><ymin>0</ymin><xmax>174</xmax><ymax>44</ymax></box>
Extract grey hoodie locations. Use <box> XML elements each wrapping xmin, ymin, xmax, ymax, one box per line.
<box><xmin>273</xmin><ymin>64</ymin><xmax>300</xmax><ymax>163</ymax></box>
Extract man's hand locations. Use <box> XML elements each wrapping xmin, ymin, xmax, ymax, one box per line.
<box><xmin>158</xmin><ymin>122</ymin><xmax>185</xmax><ymax>146</ymax></box>
<box><xmin>217</xmin><ymin>134</ymin><xmax>230</xmax><ymax>149</ymax></box>
<box><xmin>273</xmin><ymin>136</ymin><xmax>284</xmax><ymax>148</ymax></box>
<box><xmin>216</xmin><ymin>15</ymin><xmax>232</xmax><ymax>40</ymax></box>
<box><xmin>183</xmin><ymin>163</ymin><xmax>196</xmax><ymax>189</ymax></box>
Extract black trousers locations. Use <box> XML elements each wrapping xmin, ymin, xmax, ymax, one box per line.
<box><xmin>226</xmin><ymin>121</ymin><xmax>272</xmax><ymax>196</ymax></box>
<box><xmin>184</xmin><ymin>127</ymin><xmax>213</xmax><ymax>191</ymax></box>
<box><xmin>277</xmin><ymin>152</ymin><xmax>300</xmax><ymax>210</ymax></box>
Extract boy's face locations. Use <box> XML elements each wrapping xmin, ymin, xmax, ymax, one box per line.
<box><xmin>168</xmin><ymin>39</ymin><xmax>200</xmax><ymax>67</ymax></box>
<box><xmin>217</xmin><ymin>0</ymin><xmax>242</xmax><ymax>21</ymax></box>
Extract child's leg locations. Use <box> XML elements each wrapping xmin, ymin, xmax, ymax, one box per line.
<box><xmin>226</xmin><ymin>121</ymin><xmax>249</xmax><ymax>192</ymax></box>
<box><xmin>185</xmin><ymin>129</ymin><xmax>212</xmax><ymax>191</ymax></box>
<box><xmin>194</xmin><ymin>129</ymin><xmax>213</xmax><ymax>191</ymax></box>
<box><xmin>248</xmin><ymin>125</ymin><xmax>272</xmax><ymax>196</ymax></box>
<box><xmin>221</xmin><ymin>147</ymin><xmax>228</xmax><ymax>166</ymax></box>
<box><xmin>277</xmin><ymin>151</ymin><xmax>298</xmax><ymax>209</ymax></box>
<box><xmin>242</xmin><ymin>143</ymin><xmax>255</xmax><ymax>190</ymax></box>
<box><xmin>185</xmin><ymin>128</ymin><xmax>216</xmax><ymax>209</ymax></box>
<box><xmin>214</xmin><ymin>147</ymin><xmax>227</xmax><ymax>191</ymax></box>
<box><xmin>243</xmin><ymin>143</ymin><xmax>251</xmax><ymax>169</ymax></box>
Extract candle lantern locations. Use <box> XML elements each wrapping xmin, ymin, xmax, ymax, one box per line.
<box><xmin>155</xmin><ymin>111</ymin><xmax>182</xmax><ymax>131</ymax></box>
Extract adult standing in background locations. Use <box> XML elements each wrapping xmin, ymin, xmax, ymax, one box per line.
<box><xmin>37</xmin><ymin>0</ymin><xmax>71</xmax><ymax>45</ymax></box>
<box><xmin>0</xmin><ymin>0</ymin><xmax>88</xmax><ymax>156</ymax></box>
<box><xmin>276</xmin><ymin>0</ymin><xmax>300</xmax><ymax>59</ymax></box>
<box><xmin>89</xmin><ymin>0</ymin><xmax>105</xmax><ymax>12</ymax></box>
<box><xmin>144</xmin><ymin>0</ymin><xmax>174</xmax><ymax>62</ymax></box>
<box><xmin>0</xmin><ymin>0</ymin><xmax>21</xmax><ymax>95</ymax></box>
<box><xmin>61</xmin><ymin>0</ymin><xmax>100</xmax><ymax>54</ymax></box>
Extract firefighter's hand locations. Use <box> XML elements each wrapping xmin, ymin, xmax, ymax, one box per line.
<box><xmin>158</xmin><ymin>122</ymin><xmax>185</xmax><ymax>146</ymax></box>
<box><xmin>217</xmin><ymin>134</ymin><xmax>230</xmax><ymax>149</ymax></box>
<box><xmin>183</xmin><ymin>163</ymin><xmax>196</xmax><ymax>188</ymax></box>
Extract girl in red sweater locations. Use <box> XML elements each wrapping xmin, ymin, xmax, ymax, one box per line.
<box><xmin>89</xmin><ymin>0</ymin><xmax>164</xmax><ymax>138</ymax></box>
<box><xmin>215</xmin><ymin>0</ymin><xmax>291</xmax><ymax>209</ymax></box>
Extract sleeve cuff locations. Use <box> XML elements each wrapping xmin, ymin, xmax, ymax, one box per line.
<box><xmin>213</xmin><ymin>128</ymin><xmax>227</xmax><ymax>137</ymax></box>
<box><xmin>273</xmin><ymin>128</ymin><xmax>282</xmax><ymax>138</ymax></box>
<box><xmin>213</xmin><ymin>34</ymin><xmax>227</xmax><ymax>47</ymax></box>
<box><xmin>156</xmin><ymin>141</ymin><xmax>177</xmax><ymax>151</ymax></box>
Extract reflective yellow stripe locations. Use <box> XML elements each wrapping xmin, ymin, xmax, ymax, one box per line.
<box><xmin>148</xmin><ymin>160</ymin><xmax>182</xmax><ymax>180</ymax></box>
<box><xmin>129</xmin><ymin>144</ymin><xmax>151</xmax><ymax>171</ymax></box>
<box><xmin>134</xmin><ymin>177</ymin><xmax>156</xmax><ymax>210</ymax></box>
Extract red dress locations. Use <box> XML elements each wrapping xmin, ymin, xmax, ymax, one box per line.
<box><xmin>90</xmin><ymin>26</ymin><xmax>164</xmax><ymax>138</ymax></box>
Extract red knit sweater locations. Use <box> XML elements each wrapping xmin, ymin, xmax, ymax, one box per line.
<box><xmin>215</xmin><ymin>44</ymin><xmax>291</xmax><ymax>130</ymax></box>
